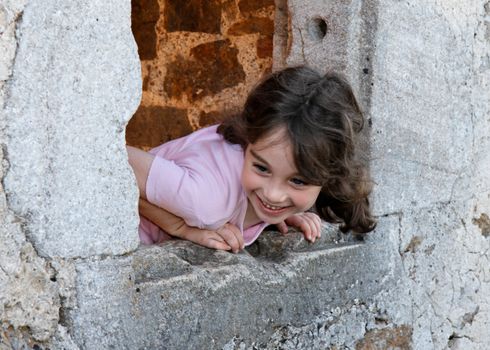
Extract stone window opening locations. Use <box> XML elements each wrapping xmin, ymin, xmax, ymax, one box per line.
<box><xmin>126</xmin><ymin>0</ymin><xmax>301</xmax><ymax>257</ymax></box>
<box><xmin>126</xmin><ymin>0</ymin><xmax>368</xmax><ymax>256</ymax></box>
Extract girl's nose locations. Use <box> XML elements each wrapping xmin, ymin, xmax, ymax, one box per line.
<box><xmin>263</xmin><ymin>182</ymin><xmax>287</xmax><ymax>204</ymax></box>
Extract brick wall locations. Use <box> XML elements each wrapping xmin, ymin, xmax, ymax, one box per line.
<box><xmin>127</xmin><ymin>0</ymin><xmax>275</xmax><ymax>149</ymax></box>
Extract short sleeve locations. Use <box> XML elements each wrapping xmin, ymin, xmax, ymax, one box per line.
<box><xmin>145</xmin><ymin>155</ymin><xmax>228</xmax><ymax>229</ymax></box>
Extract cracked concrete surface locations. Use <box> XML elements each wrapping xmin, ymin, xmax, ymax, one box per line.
<box><xmin>3</xmin><ymin>0</ymin><xmax>141</xmax><ymax>259</ymax></box>
<box><xmin>1</xmin><ymin>0</ymin><xmax>138</xmax><ymax>348</ymax></box>
<box><xmin>397</xmin><ymin>203</ymin><xmax>490</xmax><ymax>349</ymax></box>
<box><xmin>0</xmin><ymin>1</ymin><xmax>61</xmax><ymax>346</ymax></box>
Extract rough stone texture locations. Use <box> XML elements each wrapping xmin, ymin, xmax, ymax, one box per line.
<box><xmin>67</xmin><ymin>224</ymin><xmax>401</xmax><ymax>349</ymax></box>
<box><xmin>367</xmin><ymin>1</ymin><xmax>490</xmax><ymax>349</ymax></box>
<box><xmin>238</xmin><ymin>0</ymin><xmax>275</xmax><ymax>15</ymax></box>
<box><xmin>131</xmin><ymin>0</ymin><xmax>160</xmax><ymax>60</ymax></box>
<box><xmin>355</xmin><ymin>326</ymin><xmax>412</xmax><ymax>350</ymax></box>
<box><xmin>1</xmin><ymin>2</ymin><xmax>77</xmax><ymax>348</ymax></box>
<box><xmin>199</xmin><ymin>110</ymin><xmax>228</xmax><ymax>128</ymax></box>
<box><xmin>370</xmin><ymin>1</ymin><xmax>474</xmax><ymax>214</ymax></box>
<box><xmin>127</xmin><ymin>0</ymin><xmax>274</xmax><ymax>149</ymax></box>
<box><xmin>3</xmin><ymin>0</ymin><xmax>141</xmax><ymax>258</ymax></box>
<box><xmin>473</xmin><ymin>213</ymin><xmax>490</xmax><ymax>237</ymax></box>
<box><xmin>126</xmin><ymin>106</ymin><xmax>192</xmax><ymax>147</ymax></box>
<box><xmin>164</xmin><ymin>0</ymin><xmax>222</xmax><ymax>34</ymax></box>
<box><xmin>396</xmin><ymin>202</ymin><xmax>490</xmax><ymax>349</ymax></box>
<box><xmin>0</xmin><ymin>209</ymin><xmax>60</xmax><ymax>343</ymax></box>
<box><xmin>227</xmin><ymin>17</ymin><xmax>274</xmax><ymax>36</ymax></box>
<box><xmin>280</xmin><ymin>0</ymin><xmax>363</xmax><ymax>72</ymax></box>
<box><xmin>164</xmin><ymin>40</ymin><xmax>246</xmax><ymax>101</ymax></box>
<box><xmin>256</xmin><ymin>35</ymin><xmax>274</xmax><ymax>59</ymax></box>
<box><xmin>219</xmin><ymin>217</ymin><xmax>413</xmax><ymax>349</ymax></box>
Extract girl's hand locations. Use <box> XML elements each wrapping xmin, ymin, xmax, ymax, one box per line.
<box><xmin>181</xmin><ymin>223</ymin><xmax>244</xmax><ymax>253</ymax></box>
<box><xmin>214</xmin><ymin>223</ymin><xmax>244</xmax><ymax>253</ymax></box>
<box><xmin>139</xmin><ymin>199</ymin><xmax>243</xmax><ymax>252</ymax></box>
<box><xmin>277</xmin><ymin>212</ymin><xmax>322</xmax><ymax>243</ymax></box>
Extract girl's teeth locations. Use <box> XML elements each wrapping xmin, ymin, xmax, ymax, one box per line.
<box><xmin>263</xmin><ymin>201</ymin><xmax>282</xmax><ymax>210</ymax></box>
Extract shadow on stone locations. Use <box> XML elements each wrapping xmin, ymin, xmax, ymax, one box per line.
<box><xmin>245</xmin><ymin>225</ymin><xmax>356</xmax><ymax>262</ymax></box>
<box><xmin>163</xmin><ymin>240</ymin><xmax>240</xmax><ymax>267</ymax></box>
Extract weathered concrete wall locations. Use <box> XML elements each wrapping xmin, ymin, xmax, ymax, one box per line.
<box><xmin>68</xmin><ymin>228</ymin><xmax>398</xmax><ymax>349</ymax></box>
<box><xmin>1</xmin><ymin>0</ymin><xmax>140</xmax><ymax>348</ymax></box>
<box><xmin>278</xmin><ymin>0</ymin><xmax>490</xmax><ymax>348</ymax></box>
<box><xmin>0</xmin><ymin>1</ymin><xmax>61</xmax><ymax>347</ymax></box>
<box><xmin>3</xmin><ymin>0</ymin><xmax>141</xmax><ymax>258</ymax></box>
<box><xmin>1</xmin><ymin>0</ymin><xmax>489</xmax><ymax>349</ymax></box>
<box><xmin>369</xmin><ymin>1</ymin><xmax>490</xmax><ymax>348</ymax></box>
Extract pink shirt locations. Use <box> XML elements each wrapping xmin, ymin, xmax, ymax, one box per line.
<box><xmin>139</xmin><ymin>125</ymin><xmax>268</xmax><ymax>246</ymax></box>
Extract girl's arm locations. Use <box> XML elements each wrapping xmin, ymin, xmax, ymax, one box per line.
<box><xmin>139</xmin><ymin>198</ymin><xmax>187</xmax><ymax>237</ymax></box>
<box><xmin>139</xmin><ymin>198</ymin><xmax>244</xmax><ymax>253</ymax></box>
<box><xmin>127</xmin><ymin>146</ymin><xmax>244</xmax><ymax>252</ymax></box>
<box><xmin>127</xmin><ymin>145</ymin><xmax>154</xmax><ymax>199</ymax></box>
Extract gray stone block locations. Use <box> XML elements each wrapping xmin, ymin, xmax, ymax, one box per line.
<box><xmin>3</xmin><ymin>0</ymin><xmax>141</xmax><ymax>258</ymax></box>
<box><xmin>369</xmin><ymin>2</ymin><xmax>476</xmax><ymax>214</ymax></box>
<box><xmin>398</xmin><ymin>201</ymin><xmax>490</xmax><ymax>348</ymax></box>
<box><xmin>68</xmin><ymin>225</ymin><xmax>399</xmax><ymax>349</ymax></box>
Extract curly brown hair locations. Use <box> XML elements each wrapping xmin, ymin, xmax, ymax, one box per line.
<box><xmin>218</xmin><ymin>66</ymin><xmax>376</xmax><ymax>237</ymax></box>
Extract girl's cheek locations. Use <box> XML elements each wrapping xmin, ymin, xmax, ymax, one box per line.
<box><xmin>301</xmin><ymin>188</ymin><xmax>322</xmax><ymax>208</ymax></box>
<box><xmin>247</xmin><ymin>174</ymin><xmax>262</xmax><ymax>191</ymax></box>
<box><xmin>241</xmin><ymin>168</ymin><xmax>257</xmax><ymax>191</ymax></box>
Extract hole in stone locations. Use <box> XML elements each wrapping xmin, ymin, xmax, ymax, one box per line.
<box><xmin>308</xmin><ymin>17</ymin><xmax>328</xmax><ymax>41</ymax></box>
<box><xmin>245</xmin><ymin>239</ymin><xmax>288</xmax><ymax>262</ymax></box>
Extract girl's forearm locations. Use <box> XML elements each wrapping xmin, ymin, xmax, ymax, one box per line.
<box><xmin>138</xmin><ymin>198</ymin><xmax>189</xmax><ymax>237</ymax></box>
<box><xmin>139</xmin><ymin>199</ymin><xmax>241</xmax><ymax>252</ymax></box>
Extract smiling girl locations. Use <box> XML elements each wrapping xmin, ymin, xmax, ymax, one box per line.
<box><xmin>127</xmin><ymin>66</ymin><xmax>376</xmax><ymax>253</ymax></box>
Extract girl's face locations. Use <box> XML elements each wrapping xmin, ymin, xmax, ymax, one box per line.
<box><xmin>241</xmin><ymin>127</ymin><xmax>322</xmax><ymax>225</ymax></box>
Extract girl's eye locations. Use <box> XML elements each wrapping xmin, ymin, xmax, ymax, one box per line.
<box><xmin>290</xmin><ymin>178</ymin><xmax>307</xmax><ymax>186</ymax></box>
<box><xmin>253</xmin><ymin>164</ymin><xmax>268</xmax><ymax>173</ymax></box>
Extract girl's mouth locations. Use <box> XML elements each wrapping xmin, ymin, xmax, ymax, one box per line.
<box><xmin>256</xmin><ymin>195</ymin><xmax>290</xmax><ymax>215</ymax></box>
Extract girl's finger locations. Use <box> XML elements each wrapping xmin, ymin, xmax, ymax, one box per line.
<box><xmin>217</xmin><ymin>225</ymin><xmax>241</xmax><ymax>253</ymax></box>
<box><xmin>305</xmin><ymin>213</ymin><xmax>321</xmax><ymax>239</ymax></box>
<box><xmin>315</xmin><ymin>216</ymin><xmax>322</xmax><ymax>238</ymax></box>
<box><xmin>276</xmin><ymin>221</ymin><xmax>288</xmax><ymax>234</ymax></box>
<box><xmin>309</xmin><ymin>214</ymin><xmax>320</xmax><ymax>240</ymax></box>
<box><xmin>206</xmin><ymin>237</ymin><xmax>232</xmax><ymax>251</ymax></box>
<box><xmin>305</xmin><ymin>217</ymin><xmax>317</xmax><ymax>242</ymax></box>
<box><xmin>186</xmin><ymin>230</ymin><xmax>231</xmax><ymax>251</ymax></box>
<box><xmin>285</xmin><ymin>214</ymin><xmax>312</xmax><ymax>240</ymax></box>
<box><xmin>226</xmin><ymin>223</ymin><xmax>245</xmax><ymax>250</ymax></box>
<box><xmin>298</xmin><ymin>216</ymin><xmax>313</xmax><ymax>241</ymax></box>
<box><xmin>284</xmin><ymin>214</ymin><xmax>302</xmax><ymax>228</ymax></box>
